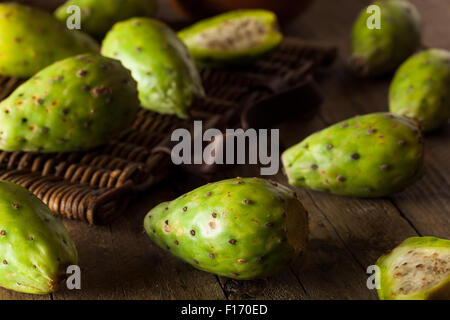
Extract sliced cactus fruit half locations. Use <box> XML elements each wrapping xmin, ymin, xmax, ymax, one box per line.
<box><xmin>376</xmin><ymin>237</ymin><xmax>450</xmax><ymax>300</ymax></box>
<box><xmin>178</xmin><ymin>9</ymin><xmax>283</xmax><ymax>67</ymax></box>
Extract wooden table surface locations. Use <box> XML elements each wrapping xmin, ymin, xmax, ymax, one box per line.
<box><xmin>3</xmin><ymin>0</ymin><xmax>449</xmax><ymax>300</ymax></box>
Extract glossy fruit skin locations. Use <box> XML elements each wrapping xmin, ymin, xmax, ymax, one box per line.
<box><xmin>102</xmin><ymin>18</ymin><xmax>204</xmax><ymax>118</ymax></box>
<box><xmin>178</xmin><ymin>9</ymin><xmax>283</xmax><ymax>67</ymax></box>
<box><xmin>390</xmin><ymin>49</ymin><xmax>450</xmax><ymax>132</ymax></box>
<box><xmin>0</xmin><ymin>2</ymin><xmax>99</xmax><ymax>78</ymax></box>
<box><xmin>350</xmin><ymin>0</ymin><xmax>421</xmax><ymax>77</ymax></box>
<box><xmin>376</xmin><ymin>237</ymin><xmax>450</xmax><ymax>300</ymax></box>
<box><xmin>144</xmin><ymin>178</ymin><xmax>309</xmax><ymax>280</ymax></box>
<box><xmin>281</xmin><ymin>113</ymin><xmax>424</xmax><ymax>197</ymax></box>
<box><xmin>0</xmin><ymin>53</ymin><xmax>140</xmax><ymax>153</ymax></box>
<box><xmin>54</xmin><ymin>0</ymin><xmax>158</xmax><ymax>38</ymax></box>
<box><xmin>0</xmin><ymin>181</ymin><xmax>77</xmax><ymax>294</ymax></box>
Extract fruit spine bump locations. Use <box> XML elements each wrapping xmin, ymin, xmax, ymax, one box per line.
<box><xmin>0</xmin><ymin>2</ymin><xmax>99</xmax><ymax>78</ymax></box>
<box><xmin>389</xmin><ymin>49</ymin><xmax>450</xmax><ymax>132</ymax></box>
<box><xmin>376</xmin><ymin>237</ymin><xmax>450</xmax><ymax>300</ymax></box>
<box><xmin>0</xmin><ymin>53</ymin><xmax>140</xmax><ymax>153</ymax></box>
<box><xmin>281</xmin><ymin>113</ymin><xmax>424</xmax><ymax>197</ymax></box>
<box><xmin>54</xmin><ymin>0</ymin><xmax>158</xmax><ymax>38</ymax></box>
<box><xmin>0</xmin><ymin>181</ymin><xmax>78</xmax><ymax>294</ymax></box>
<box><xmin>178</xmin><ymin>9</ymin><xmax>283</xmax><ymax>67</ymax></box>
<box><xmin>101</xmin><ymin>18</ymin><xmax>204</xmax><ymax>119</ymax></box>
<box><xmin>143</xmin><ymin>177</ymin><xmax>309</xmax><ymax>280</ymax></box>
<box><xmin>349</xmin><ymin>0</ymin><xmax>421</xmax><ymax>77</ymax></box>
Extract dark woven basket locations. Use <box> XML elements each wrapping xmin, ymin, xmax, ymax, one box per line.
<box><xmin>0</xmin><ymin>38</ymin><xmax>336</xmax><ymax>224</ymax></box>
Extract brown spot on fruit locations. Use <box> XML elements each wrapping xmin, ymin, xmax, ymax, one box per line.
<box><xmin>190</xmin><ymin>230</ymin><xmax>196</xmax><ymax>236</ymax></box>
<box><xmin>3</xmin><ymin>260</ymin><xmax>7</xmax><ymax>265</ymax></box>
<box><xmin>183</xmin><ymin>207</ymin><xmax>188</xmax><ymax>212</ymax></box>
<box><xmin>351</xmin><ymin>153</ymin><xmax>360</xmax><ymax>160</ymax></box>
<box><xmin>77</xmin><ymin>70</ymin><xmax>88</xmax><ymax>77</ymax></box>
<box><xmin>12</xmin><ymin>203</ymin><xmax>20</xmax><ymax>209</ymax></box>
<box><xmin>212</xmin><ymin>212</ymin><xmax>217</xmax><ymax>218</ymax></box>
<box><xmin>206</xmin><ymin>192</ymin><xmax>212</xmax><ymax>197</ymax></box>
<box><xmin>311</xmin><ymin>164</ymin><xmax>318</xmax><ymax>170</ymax></box>
<box><xmin>243</xmin><ymin>199</ymin><xmax>252</xmax><ymax>205</ymax></box>
<box><xmin>336</xmin><ymin>175</ymin><xmax>346</xmax><ymax>182</ymax></box>
<box><xmin>380</xmin><ymin>164</ymin><xmax>390</xmax><ymax>171</ymax></box>
<box><xmin>237</xmin><ymin>259</ymin><xmax>247</xmax><ymax>264</ymax></box>
<box><xmin>174</xmin><ymin>240</ymin><xmax>179</xmax><ymax>245</ymax></box>
<box><xmin>265</xmin><ymin>222</ymin><xmax>274</xmax><ymax>227</ymax></box>
<box><xmin>209</xmin><ymin>253</ymin><xmax>215</xmax><ymax>259</ymax></box>
<box><xmin>0</xmin><ymin>230</ymin><xmax>6</xmax><ymax>236</ymax></box>
<box><xmin>208</xmin><ymin>221</ymin><xmax>216</xmax><ymax>229</ymax></box>
<box><xmin>229</xmin><ymin>239</ymin><xmax>237</xmax><ymax>245</ymax></box>
<box><xmin>327</xmin><ymin>144</ymin><xmax>333</xmax><ymax>150</ymax></box>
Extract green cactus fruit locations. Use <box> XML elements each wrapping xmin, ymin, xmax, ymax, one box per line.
<box><xmin>0</xmin><ymin>53</ymin><xmax>139</xmax><ymax>153</ymax></box>
<box><xmin>389</xmin><ymin>49</ymin><xmax>450</xmax><ymax>132</ymax></box>
<box><xmin>376</xmin><ymin>237</ymin><xmax>450</xmax><ymax>300</ymax></box>
<box><xmin>0</xmin><ymin>181</ymin><xmax>78</xmax><ymax>294</ymax></box>
<box><xmin>178</xmin><ymin>9</ymin><xmax>283</xmax><ymax>67</ymax></box>
<box><xmin>102</xmin><ymin>18</ymin><xmax>204</xmax><ymax>118</ymax></box>
<box><xmin>0</xmin><ymin>2</ymin><xmax>99</xmax><ymax>78</ymax></box>
<box><xmin>350</xmin><ymin>0</ymin><xmax>421</xmax><ymax>77</ymax></box>
<box><xmin>144</xmin><ymin>177</ymin><xmax>309</xmax><ymax>280</ymax></box>
<box><xmin>281</xmin><ymin>113</ymin><xmax>424</xmax><ymax>197</ymax></box>
<box><xmin>54</xmin><ymin>0</ymin><xmax>158</xmax><ymax>38</ymax></box>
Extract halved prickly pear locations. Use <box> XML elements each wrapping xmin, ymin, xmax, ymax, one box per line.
<box><xmin>178</xmin><ymin>9</ymin><xmax>283</xmax><ymax>67</ymax></box>
<box><xmin>0</xmin><ymin>53</ymin><xmax>140</xmax><ymax>152</ymax></box>
<box><xmin>376</xmin><ymin>237</ymin><xmax>450</xmax><ymax>300</ymax></box>
<box><xmin>144</xmin><ymin>177</ymin><xmax>309</xmax><ymax>280</ymax></box>
<box><xmin>390</xmin><ymin>49</ymin><xmax>450</xmax><ymax>132</ymax></box>
<box><xmin>54</xmin><ymin>0</ymin><xmax>158</xmax><ymax>38</ymax></box>
<box><xmin>102</xmin><ymin>18</ymin><xmax>204</xmax><ymax>118</ymax></box>
<box><xmin>281</xmin><ymin>113</ymin><xmax>424</xmax><ymax>197</ymax></box>
<box><xmin>350</xmin><ymin>0</ymin><xmax>421</xmax><ymax>77</ymax></box>
<box><xmin>0</xmin><ymin>2</ymin><xmax>99</xmax><ymax>78</ymax></box>
<box><xmin>0</xmin><ymin>181</ymin><xmax>78</xmax><ymax>294</ymax></box>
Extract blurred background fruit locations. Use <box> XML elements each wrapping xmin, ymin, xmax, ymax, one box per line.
<box><xmin>167</xmin><ymin>0</ymin><xmax>314</xmax><ymax>23</ymax></box>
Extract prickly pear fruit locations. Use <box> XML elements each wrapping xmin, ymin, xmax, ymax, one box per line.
<box><xmin>350</xmin><ymin>0</ymin><xmax>421</xmax><ymax>77</ymax></box>
<box><xmin>102</xmin><ymin>18</ymin><xmax>204</xmax><ymax>118</ymax></box>
<box><xmin>54</xmin><ymin>0</ymin><xmax>158</xmax><ymax>38</ymax></box>
<box><xmin>178</xmin><ymin>9</ymin><xmax>283</xmax><ymax>67</ymax></box>
<box><xmin>0</xmin><ymin>181</ymin><xmax>77</xmax><ymax>294</ymax></box>
<box><xmin>376</xmin><ymin>237</ymin><xmax>450</xmax><ymax>300</ymax></box>
<box><xmin>389</xmin><ymin>49</ymin><xmax>450</xmax><ymax>132</ymax></box>
<box><xmin>0</xmin><ymin>2</ymin><xmax>99</xmax><ymax>78</ymax></box>
<box><xmin>281</xmin><ymin>113</ymin><xmax>424</xmax><ymax>197</ymax></box>
<box><xmin>144</xmin><ymin>177</ymin><xmax>309</xmax><ymax>280</ymax></box>
<box><xmin>0</xmin><ymin>53</ymin><xmax>139</xmax><ymax>153</ymax></box>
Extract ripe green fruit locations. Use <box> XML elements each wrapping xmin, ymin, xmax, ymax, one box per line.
<box><xmin>0</xmin><ymin>181</ymin><xmax>77</xmax><ymax>294</ymax></box>
<box><xmin>376</xmin><ymin>237</ymin><xmax>450</xmax><ymax>300</ymax></box>
<box><xmin>390</xmin><ymin>49</ymin><xmax>450</xmax><ymax>132</ymax></box>
<box><xmin>0</xmin><ymin>2</ymin><xmax>99</xmax><ymax>78</ymax></box>
<box><xmin>178</xmin><ymin>9</ymin><xmax>283</xmax><ymax>67</ymax></box>
<box><xmin>282</xmin><ymin>113</ymin><xmax>424</xmax><ymax>197</ymax></box>
<box><xmin>350</xmin><ymin>0</ymin><xmax>421</xmax><ymax>77</ymax></box>
<box><xmin>0</xmin><ymin>53</ymin><xmax>140</xmax><ymax>152</ymax></box>
<box><xmin>102</xmin><ymin>18</ymin><xmax>204</xmax><ymax>118</ymax></box>
<box><xmin>144</xmin><ymin>178</ymin><xmax>309</xmax><ymax>280</ymax></box>
<box><xmin>54</xmin><ymin>0</ymin><xmax>158</xmax><ymax>38</ymax></box>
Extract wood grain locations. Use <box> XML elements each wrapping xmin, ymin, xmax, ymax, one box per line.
<box><xmin>1</xmin><ymin>0</ymin><xmax>448</xmax><ymax>300</ymax></box>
